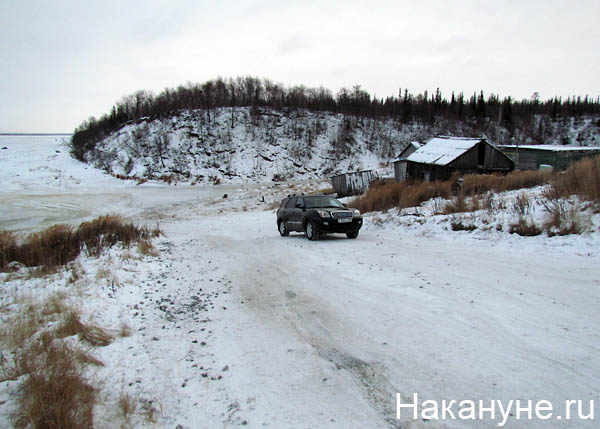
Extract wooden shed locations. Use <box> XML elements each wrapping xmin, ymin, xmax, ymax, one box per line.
<box><xmin>394</xmin><ymin>142</ymin><xmax>423</xmax><ymax>181</ymax></box>
<box><xmin>499</xmin><ymin>145</ymin><xmax>600</xmax><ymax>171</ymax></box>
<box><xmin>331</xmin><ymin>170</ymin><xmax>378</xmax><ymax>197</ymax></box>
<box><xmin>400</xmin><ymin>137</ymin><xmax>514</xmax><ymax>182</ymax></box>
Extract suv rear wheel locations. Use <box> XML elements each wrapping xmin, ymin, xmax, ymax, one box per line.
<box><xmin>305</xmin><ymin>220</ymin><xmax>320</xmax><ymax>241</ymax></box>
<box><xmin>278</xmin><ymin>220</ymin><xmax>289</xmax><ymax>237</ymax></box>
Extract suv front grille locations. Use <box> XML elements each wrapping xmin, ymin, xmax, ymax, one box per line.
<box><xmin>331</xmin><ymin>211</ymin><xmax>353</xmax><ymax>219</ymax></box>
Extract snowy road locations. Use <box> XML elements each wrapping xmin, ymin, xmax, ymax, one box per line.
<box><xmin>126</xmin><ymin>207</ymin><xmax>599</xmax><ymax>428</ymax></box>
<box><xmin>2</xmin><ymin>135</ymin><xmax>599</xmax><ymax>428</ymax></box>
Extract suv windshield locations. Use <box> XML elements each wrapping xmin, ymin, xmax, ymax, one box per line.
<box><xmin>304</xmin><ymin>196</ymin><xmax>345</xmax><ymax>209</ymax></box>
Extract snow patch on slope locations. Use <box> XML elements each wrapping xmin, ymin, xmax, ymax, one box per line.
<box><xmin>87</xmin><ymin>108</ymin><xmax>426</xmax><ymax>183</ymax></box>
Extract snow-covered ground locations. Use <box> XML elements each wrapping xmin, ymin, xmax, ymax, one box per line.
<box><xmin>1</xmin><ymin>135</ymin><xmax>599</xmax><ymax>428</ymax></box>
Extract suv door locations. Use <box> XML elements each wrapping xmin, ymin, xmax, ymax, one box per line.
<box><xmin>279</xmin><ymin>197</ymin><xmax>295</xmax><ymax>231</ymax></box>
<box><xmin>289</xmin><ymin>197</ymin><xmax>306</xmax><ymax>232</ymax></box>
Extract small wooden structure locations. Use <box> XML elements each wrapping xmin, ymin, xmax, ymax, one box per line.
<box><xmin>394</xmin><ymin>142</ymin><xmax>423</xmax><ymax>181</ymax></box>
<box><xmin>331</xmin><ymin>170</ymin><xmax>378</xmax><ymax>197</ymax></box>
<box><xmin>397</xmin><ymin>137</ymin><xmax>514</xmax><ymax>182</ymax></box>
<box><xmin>499</xmin><ymin>145</ymin><xmax>600</xmax><ymax>171</ymax></box>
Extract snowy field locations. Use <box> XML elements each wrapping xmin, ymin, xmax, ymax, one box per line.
<box><xmin>1</xmin><ymin>135</ymin><xmax>599</xmax><ymax>428</ymax></box>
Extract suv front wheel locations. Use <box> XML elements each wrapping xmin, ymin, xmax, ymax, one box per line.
<box><xmin>305</xmin><ymin>220</ymin><xmax>320</xmax><ymax>241</ymax></box>
<box><xmin>346</xmin><ymin>229</ymin><xmax>359</xmax><ymax>239</ymax></box>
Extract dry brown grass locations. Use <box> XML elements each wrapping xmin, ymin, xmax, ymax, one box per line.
<box><xmin>509</xmin><ymin>216</ymin><xmax>543</xmax><ymax>236</ymax></box>
<box><xmin>450</xmin><ymin>219</ymin><xmax>477</xmax><ymax>231</ymax></box>
<box><xmin>137</xmin><ymin>239</ymin><xmax>159</xmax><ymax>257</ymax></box>
<box><xmin>3</xmin><ymin>294</ymin><xmax>67</xmax><ymax>350</ymax></box>
<box><xmin>16</xmin><ymin>340</ymin><xmax>96</xmax><ymax>429</ymax></box>
<box><xmin>119</xmin><ymin>389</ymin><xmax>138</xmax><ymax>424</ymax></box>
<box><xmin>349</xmin><ymin>179</ymin><xmax>453</xmax><ymax>213</ymax></box>
<box><xmin>77</xmin><ymin>215</ymin><xmax>155</xmax><ymax>257</ymax></box>
<box><xmin>546</xmin><ymin>156</ymin><xmax>600</xmax><ymax>204</ymax></box>
<box><xmin>41</xmin><ymin>292</ymin><xmax>69</xmax><ymax>317</ymax></box>
<box><xmin>1</xmin><ymin>215</ymin><xmax>162</xmax><ymax>272</ymax></box>
<box><xmin>15</xmin><ymin>225</ymin><xmax>80</xmax><ymax>273</ymax></box>
<box><xmin>443</xmin><ymin>194</ymin><xmax>469</xmax><ymax>214</ymax></box>
<box><xmin>119</xmin><ymin>322</ymin><xmax>132</xmax><ymax>338</ymax></box>
<box><xmin>511</xmin><ymin>192</ymin><xmax>533</xmax><ymax>217</ymax></box>
<box><xmin>141</xmin><ymin>400</ymin><xmax>160</xmax><ymax>424</ymax></box>
<box><xmin>56</xmin><ymin>310</ymin><xmax>114</xmax><ymax>347</ymax></box>
<box><xmin>4</xmin><ymin>310</ymin><xmax>41</xmax><ymax>351</ymax></box>
<box><xmin>542</xmin><ymin>199</ymin><xmax>589</xmax><ymax>236</ymax></box>
<box><xmin>3</xmin><ymin>292</ymin><xmax>115</xmax><ymax>428</ymax></box>
<box><xmin>349</xmin><ymin>179</ymin><xmax>446</xmax><ymax>212</ymax></box>
<box><xmin>157</xmin><ymin>174</ymin><xmax>174</xmax><ymax>184</ymax></box>
<box><xmin>349</xmin><ymin>169</ymin><xmax>552</xmax><ymax>214</ymax></box>
<box><xmin>0</xmin><ymin>230</ymin><xmax>18</xmax><ymax>269</ymax></box>
<box><xmin>266</xmin><ymin>200</ymin><xmax>281</xmax><ymax>210</ymax></box>
<box><xmin>462</xmin><ymin>170</ymin><xmax>550</xmax><ymax>196</ymax></box>
<box><xmin>74</xmin><ymin>348</ymin><xmax>105</xmax><ymax>367</ymax></box>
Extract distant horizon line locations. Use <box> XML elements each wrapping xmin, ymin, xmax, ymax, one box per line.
<box><xmin>0</xmin><ymin>132</ymin><xmax>72</xmax><ymax>136</ymax></box>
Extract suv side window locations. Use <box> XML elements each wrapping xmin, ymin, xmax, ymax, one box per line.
<box><xmin>296</xmin><ymin>197</ymin><xmax>305</xmax><ymax>208</ymax></box>
<box><xmin>279</xmin><ymin>198</ymin><xmax>289</xmax><ymax>210</ymax></box>
<box><xmin>285</xmin><ymin>197</ymin><xmax>296</xmax><ymax>209</ymax></box>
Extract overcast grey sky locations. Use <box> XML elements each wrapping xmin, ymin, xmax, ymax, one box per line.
<box><xmin>1</xmin><ymin>0</ymin><xmax>598</xmax><ymax>132</ymax></box>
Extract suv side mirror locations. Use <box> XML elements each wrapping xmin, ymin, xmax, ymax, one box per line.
<box><xmin>295</xmin><ymin>202</ymin><xmax>305</xmax><ymax>209</ymax></box>
<box><xmin>342</xmin><ymin>203</ymin><xmax>347</xmax><ymax>208</ymax></box>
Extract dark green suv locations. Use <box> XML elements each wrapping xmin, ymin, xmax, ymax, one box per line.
<box><xmin>276</xmin><ymin>195</ymin><xmax>362</xmax><ymax>240</ymax></box>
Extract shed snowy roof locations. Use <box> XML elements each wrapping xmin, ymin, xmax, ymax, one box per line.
<box><xmin>499</xmin><ymin>145</ymin><xmax>600</xmax><ymax>152</ymax></box>
<box><xmin>397</xmin><ymin>141</ymin><xmax>424</xmax><ymax>159</ymax></box>
<box><xmin>405</xmin><ymin>137</ymin><xmax>483</xmax><ymax>165</ymax></box>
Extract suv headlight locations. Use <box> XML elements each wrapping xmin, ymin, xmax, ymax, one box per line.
<box><xmin>316</xmin><ymin>209</ymin><xmax>331</xmax><ymax>218</ymax></box>
<box><xmin>353</xmin><ymin>209</ymin><xmax>361</xmax><ymax>217</ymax></box>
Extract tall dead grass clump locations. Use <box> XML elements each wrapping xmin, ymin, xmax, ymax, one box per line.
<box><xmin>542</xmin><ymin>198</ymin><xmax>589</xmax><ymax>236</ymax></box>
<box><xmin>499</xmin><ymin>170</ymin><xmax>551</xmax><ymax>192</ymax></box>
<box><xmin>56</xmin><ymin>310</ymin><xmax>114</xmax><ymax>347</ymax></box>
<box><xmin>546</xmin><ymin>156</ymin><xmax>600</xmax><ymax>204</ymax></box>
<box><xmin>399</xmin><ymin>180</ymin><xmax>453</xmax><ymax>209</ymax></box>
<box><xmin>16</xmin><ymin>340</ymin><xmax>96</xmax><ymax>429</ymax></box>
<box><xmin>3</xmin><ymin>294</ymin><xmax>110</xmax><ymax>428</ymax></box>
<box><xmin>349</xmin><ymin>180</ymin><xmax>406</xmax><ymax>213</ymax></box>
<box><xmin>461</xmin><ymin>170</ymin><xmax>550</xmax><ymax>195</ymax></box>
<box><xmin>1</xmin><ymin>215</ymin><xmax>162</xmax><ymax>272</ymax></box>
<box><xmin>137</xmin><ymin>239</ymin><xmax>159</xmax><ymax>257</ymax></box>
<box><xmin>349</xmin><ymin>179</ymin><xmax>453</xmax><ymax>213</ymax></box>
<box><xmin>349</xmin><ymin>169</ymin><xmax>552</xmax><ymax>215</ymax></box>
<box><xmin>119</xmin><ymin>389</ymin><xmax>138</xmax><ymax>424</ymax></box>
<box><xmin>509</xmin><ymin>216</ymin><xmax>543</xmax><ymax>236</ymax></box>
<box><xmin>5</xmin><ymin>309</ymin><xmax>41</xmax><ymax>351</ymax></box>
<box><xmin>19</xmin><ymin>225</ymin><xmax>80</xmax><ymax>272</ymax></box>
<box><xmin>0</xmin><ymin>230</ymin><xmax>18</xmax><ymax>270</ymax></box>
<box><xmin>78</xmin><ymin>215</ymin><xmax>146</xmax><ymax>256</ymax></box>
<box><xmin>461</xmin><ymin>174</ymin><xmax>501</xmax><ymax>196</ymax></box>
<box><xmin>443</xmin><ymin>194</ymin><xmax>469</xmax><ymax>214</ymax></box>
<box><xmin>511</xmin><ymin>192</ymin><xmax>533</xmax><ymax>217</ymax></box>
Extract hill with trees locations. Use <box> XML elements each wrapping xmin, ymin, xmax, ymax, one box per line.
<box><xmin>70</xmin><ymin>76</ymin><xmax>600</xmax><ymax>183</ymax></box>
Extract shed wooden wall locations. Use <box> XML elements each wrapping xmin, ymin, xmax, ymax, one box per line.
<box><xmin>405</xmin><ymin>141</ymin><xmax>514</xmax><ymax>182</ymax></box>
<box><xmin>501</xmin><ymin>147</ymin><xmax>600</xmax><ymax>171</ymax></box>
<box><xmin>406</xmin><ymin>162</ymin><xmax>450</xmax><ymax>182</ymax></box>
<box><xmin>394</xmin><ymin>160</ymin><xmax>408</xmax><ymax>181</ymax></box>
<box><xmin>450</xmin><ymin>143</ymin><xmax>513</xmax><ymax>171</ymax></box>
<box><xmin>332</xmin><ymin>170</ymin><xmax>377</xmax><ymax>197</ymax></box>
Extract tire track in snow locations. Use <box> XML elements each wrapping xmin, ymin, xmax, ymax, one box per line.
<box><xmin>212</xmin><ymin>231</ymin><xmax>405</xmax><ymax>428</ymax></box>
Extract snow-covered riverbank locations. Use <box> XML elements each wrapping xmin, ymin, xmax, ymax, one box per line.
<box><xmin>1</xmin><ymin>135</ymin><xmax>599</xmax><ymax>428</ymax></box>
